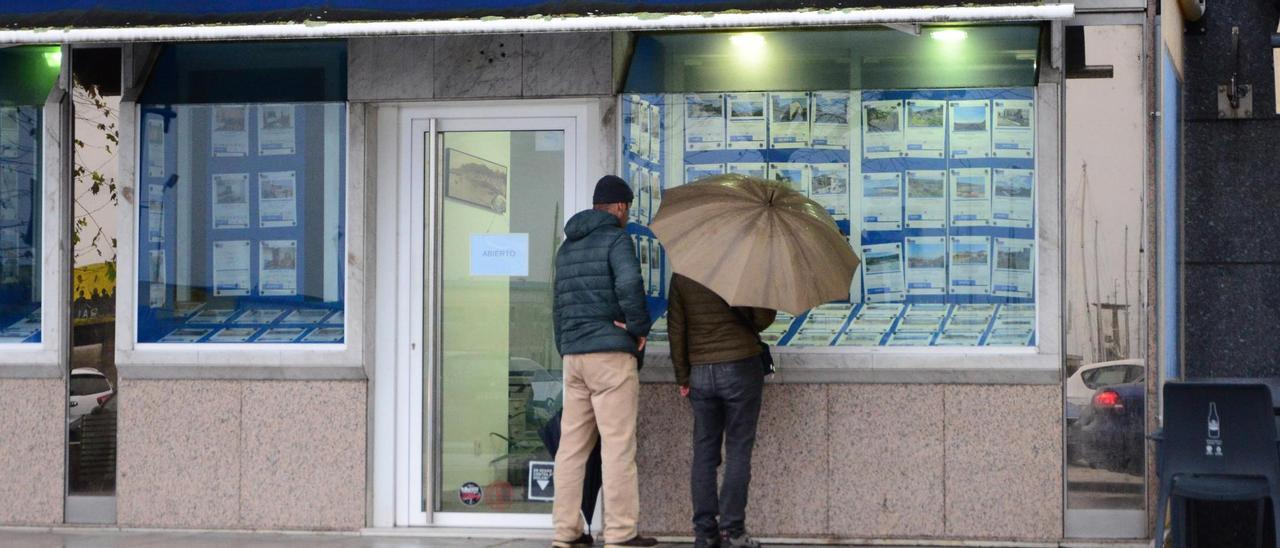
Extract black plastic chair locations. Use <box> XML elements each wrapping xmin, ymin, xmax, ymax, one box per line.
<box><xmin>1154</xmin><ymin>382</ymin><xmax>1280</xmax><ymax>548</ymax></box>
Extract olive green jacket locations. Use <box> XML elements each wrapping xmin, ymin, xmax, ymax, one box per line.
<box><xmin>667</xmin><ymin>273</ymin><xmax>776</xmax><ymax>387</ymax></box>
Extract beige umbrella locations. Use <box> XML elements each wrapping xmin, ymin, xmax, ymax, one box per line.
<box><xmin>649</xmin><ymin>174</ymin><xmax>861</xmax><ymax>315</ymax></box>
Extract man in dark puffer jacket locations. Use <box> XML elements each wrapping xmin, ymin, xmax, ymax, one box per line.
<box><xmin>550</xmin><ymin>175</ymin><xmax>656</xmax><ymax>548</ymax></box>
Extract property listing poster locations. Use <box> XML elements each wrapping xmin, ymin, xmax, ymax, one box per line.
<box><xmin>768</xmin><ymin>163</ymin><xmax>808</xmax><ymax>196</ymax></box>
<box><xmin>145</xmin><ymin>116</ymin><xmax>166</xmax><ymax>177</ymax></box>
<box><xmin>684</xmin><ymin>94</ymin><xmax>726</xmax><ymax>151</ymax></box>
<box><xmin>861</xmin><ymin>172</ymin><xmax>902</xmax><ymax>231</ymax></box>
<box><xmin>627</xmin><ymin>97</ymin><xmax>643</xmax><ymax>155</ymax></box>
<box><xmin>810</xmin><ymin>91</ymin><xmax>850</xmax><ymax>149</ymax></box>
<box><xmin>904</xmin><ymin>236</ymin><xmax>947</xmax><ymax>295</ymax></box>
<box><xmin>905</xmin><ymin>170</ymin><xmax>946</xmax><ymax>229</ymax></box>
<box><xmin>211</xmin><ymin>105</ymin><xmax>249</xmax><ymax>157</ymax></box>
<box><xmin>809</xmin><ymin>164</ymin><xmax>850</xmax><ymax>223</ymax></box>
<box><xmin>149</xmin><ymin>250</ymin><xmax>167</xmax><ymax>307</ymax></box>
<box><xmin>948</xmin><ymin>236</ymin><xmax>992</xmax><ymax>295</ymax></box>
<box><xmin>903</xmin><ymin>99</ymin><xmax>945</xmax><ymax>158</ymax></box>
<box><xmin>862</xmin><ymin>99</ymin><xmax>903</xmax><ymax>159</ymax></box>
<box><xmin>948</xmin><ymin>100</ymin><xmax>991</xmax><ymax>159</ymax></box>
<box><xmin>258</xmin><ymin>104</ymin><xmax>297</xmax><ymax>156</ymax></box>
<box><xmin>992</xmin><ymin>99</ymin><xmax>1034</xmax><ymax>158</ymax></box>
<box><xmin>685</xmin><ymin>163</ymin><xmax>724</xmax><ymax>185</ymax></box>
<box><xmin>259</xmin><ymin>239</ymin><xmax>298</xmax><ymax>296</ymax></box>
<box><xmin>258</xmin><ymin>171</ymin><xmax>298</xmax><ymax>228</ymax></box>
<box><xmin>992</xmin><ymin>237</ymin><xmax>1034</xmax><ymax>298</ymax></box>
<box><xmin>211</xmin><ymin>173</ymin><xmax>250</xmax><ymax>229</ymax></box>
<box><xmin>726</xmin><ymin>93</ymin><xmax>767</xmax><ymax>149</ymax></box>
<box><xmin>212</xmin><ymin>239</ymin><xmax>251</xmax><ymax>296</ymax></box>
<box><xmin>862</xmin><ymin>242</ymin><xmax>906</xmax><ymax>303</ymax></box>
<box><xmin>991</xmin><ymin>168</ymin><xmax>1034</xmax><ymax>228</ymax></box>
<box><xmin>648</xmin><ymin>102</ymin><xmax>663</xmax><ymax>163</ymax></box>
<box><xmin>147</xmin><ymin>184</ymin><xmax>165</xmax><ymax>242</ymax></box>
<box><xmin>949</xmin><ymin>168</ymin><xmax>991</xmax><ymax>227</ymax></box>
<box><xmin>727</xmin><ymin>163</ymin><xmax>766</xmax><ymax>179</ymax></box>
<box><xmin>769</xmin><ymin>92</ymin><xmax>810</xmax><ymax>148</ymax></box>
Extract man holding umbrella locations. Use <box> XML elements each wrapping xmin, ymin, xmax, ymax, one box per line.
<box><xmin>550</xmin><ymin>175</ymin><xmax>658</xmax><ymax>548</ymax></box>
<box><xmin>668</xmin><ymin>273</ymin><xmax>775</xmax><ymax>548</ymax></box>
<box><xmin>651</xmin><ymin>174</ymin><xmax>861</xmax><ymax>548</ymax></box>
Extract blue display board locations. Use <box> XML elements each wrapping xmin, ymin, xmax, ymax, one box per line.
<box><xmin>621</xmin><ymin>88</ymin><xmax>1037</xmax><ymax>347</ymax></box>
<box><xmin>137</xmin><ymin>103</ymin><xmax>346</xmax><ymax>344</ymax></box>
<box><xmin>0</xmin><ymin>105</ymin><xmax>42</xmax><ymax>343</ymax></box>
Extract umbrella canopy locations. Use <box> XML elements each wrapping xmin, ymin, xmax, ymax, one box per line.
<box><xmin>650</xmin><ymin>174</ymin><xmax>861</xmax><ymax>315</ymax></box>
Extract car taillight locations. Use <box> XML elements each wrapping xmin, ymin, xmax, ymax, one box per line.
<box><xmin>1093</xmin><ymin>389</ymin><xmax>1124</xmax><ymax>411</ymax></box>
<box><xmin>97</xmin><ymin>394</ymin><xmax>111</xmax><ymax>405</ymax></box>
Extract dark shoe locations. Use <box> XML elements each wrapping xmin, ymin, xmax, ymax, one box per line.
<box><xmin>693</xmin><ymin>535</ymin><xmax>722</xmax><ymax>548</ymax></box>
<box><xmin>551</xmin><ymin>533</ymin><xmax>594</xmax><ymax>548</ymax></box>
<box><xmin>609</xmin><ymin>535</ymin><xmax>659</xmax><ymax>547</ymax></box>
<box><xmin>720</xmin><ymin>531</ymin><xmax>761</xmax><ymax>548</ymax></box>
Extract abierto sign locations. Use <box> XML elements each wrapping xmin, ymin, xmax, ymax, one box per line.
<box><xmin>470</xmin><ymin>233</ymin><xmax>529</xmax><ymax>277</ymax></box>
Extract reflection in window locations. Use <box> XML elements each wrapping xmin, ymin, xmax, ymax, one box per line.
<box><xmin>0</xmin><ymin>48</ymin><xmax>47</xmax><ymax>343</ymax></box>
<box><xmin>624</xmin><ymin>89</ymin><xmax>1036</xmax><ymax>348</ymax></box>
<box><xmin>136</xmin><ymin>103</ymin><xmax>346</xmax><ymax>344</ymax></box>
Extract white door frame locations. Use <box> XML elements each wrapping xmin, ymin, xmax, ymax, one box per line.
<box><xmin>381</xmin><ymin>99</ymin><xmax>597</xmax><ymax>528</ymax></box>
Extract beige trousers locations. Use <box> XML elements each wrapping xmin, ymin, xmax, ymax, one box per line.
<box><xmin>552</xmin><ymin>352</ymin><xmax>640</xmax><ymax>546</ymax></box>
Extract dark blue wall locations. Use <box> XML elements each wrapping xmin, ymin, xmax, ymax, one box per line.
<box><xmin>1184</xmin><ymin>0</ymin><xmax>1280</xmax><ymax>379</ymax></box>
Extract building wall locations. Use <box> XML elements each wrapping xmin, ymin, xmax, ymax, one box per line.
<box><xmin>1064</xmin><ymin>25</ymin><xmax>1148</xmax><ymax>367</ymax></box>
<box><xmin>116</xmin><ymin>379</ymin><xmax>366</xmax><ymax>530</ymax></box>
<box><xmin>0</xmin><ymin>378</ymin><xmax>63</xmax><ymax>525</ymax></box>
<box><xmin>1183</xmin><ymin>1</ymin><xmax>1280</xmax><ymax>379</ymax></box>
<box><xmin>637</xmin><ymin>383</ymin><xmax>1062</xmax><ymax>541</ymax></box>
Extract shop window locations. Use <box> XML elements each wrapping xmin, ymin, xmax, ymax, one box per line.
<box><xmin>135</xmin><ymin>42</ymin><xmax>346</xmax><ymax>344</ymax></box>
<box><xmin>623</xmin><ymin>27</ymin><xmax>1040</xmax><ymax>348</ymax></box>
<box><xmin>0</xmin><ymin>45</ymin><xmax>58</xmax><ymax>344</ymax></box>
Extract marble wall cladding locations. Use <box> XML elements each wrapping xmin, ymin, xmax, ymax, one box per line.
<box><xmin>636</xmin><ymin>383</ymin><xmax>695</xmax><ymax>535</ymax></box>
<box><xmin>348</xmin><ymin>33</ymin><xmax>614</xmax><ymax>100</ymax></box>
<box><xmin>0</xmin><ymin>379</ymin><xmax>63</xmax><ymax>525</ymax></box>
<box><xmin>349</xmin><ymin>36</ymin><xmax>435</xmax><ymax>102</ymax></box>
<box><xmin>522</xmin><ymin>33</ymin><xmax>613</xmax><ymax>97</ymax></box>
<box><xmin>434</xmin><ymin>34</ymin><xmax>523</xmax><ymax>99</ymax></box>
<box><xmin>943</xmin><ymin>385</ymin><xmax>1062</xmax><ymax>540</ymax></box>
<box><xmin>239</xmin><ymin>381</ymin><xmax>366</xmax><ymax>530</ymax></box>
<box><xmin>118</xmin><ymin>379</ymin><xmax>242</xmax><ymax>529</ymax></box>
<box><xmin>117</xmin><ymin>379</ymin><xmax>367</xmax><ymax>530</ymax></box>
<box><xmin>637</xmin><ymin>383</ymin><xmax>1063</xmax><ymax>541</ymax></box>
<box><xmin>748</xmin><ymin>384</ymin><xmax>829</xmax><ymax>537</ymax></box>
<box><xmin>828</xmin><ymin>384</ymin><xmax>945</xmax><ymax>538</ymax></box>
<box><xmin>636</xmin><ymin>384</ymin><xmax>830</xmax><ymax>537</ymax></box>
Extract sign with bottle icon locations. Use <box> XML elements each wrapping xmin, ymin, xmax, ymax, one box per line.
<box><xmin>1205</xmin><ymin>402</ymin><xmax>1223</xmax><ymax>457</ymax></box>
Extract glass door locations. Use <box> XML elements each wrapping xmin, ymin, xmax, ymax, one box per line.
<box><xmin>408</xmin><ymin>111</ymin><xmax>579</xmax><ymax>528</ymax></box>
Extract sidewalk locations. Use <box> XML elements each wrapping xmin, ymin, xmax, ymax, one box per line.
<box><xmin>0</xmin><ymin>528</ymin><xmax>1149</xmax><ymax>548</ymax></box>
<box><xmin>0</xmin><ymin>529</ymin><xmax>552</xmax><ymax>547</ymax></box>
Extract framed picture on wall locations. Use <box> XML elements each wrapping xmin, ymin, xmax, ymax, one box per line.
<box><xmin>444</xmin><ymin>148</ymin><xmax>509</xmax><ymax>214</ymax></box>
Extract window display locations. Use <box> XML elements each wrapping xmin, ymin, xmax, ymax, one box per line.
<box><xmin>136</xmin><ymin>102</ymin><xmax>345</xmax><ymax>344</ymax></box>
<box><xmin>623</xmin><ymin>87</ymin><xmax>1036</xmax><ymax>347</ymax></box>
<box><xmin>0</xmin><ymin>45</ymin><xmax>55</xmax><ymax>344</ymax></box>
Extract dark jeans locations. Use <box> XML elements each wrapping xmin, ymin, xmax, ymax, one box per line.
<box><xmin>688</xmin><ymin>355</ymin><xmax>765</xmax><ymax>539</ymax></box>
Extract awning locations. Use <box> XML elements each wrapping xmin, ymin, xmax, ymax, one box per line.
<box><xmin>0</xmin><ymin>2</ymin><xmax>1073</xmax><ymax>45</ymax></box>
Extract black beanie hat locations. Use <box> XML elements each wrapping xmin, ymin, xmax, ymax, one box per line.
<box><xmin>593</xmin><ymin>175</ymin><xmax>634</xmax><ymax>205</ymax></box>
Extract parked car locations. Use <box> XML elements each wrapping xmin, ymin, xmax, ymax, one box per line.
<box><xmin>69</xmin><ymin>368</ymin><xmax>114</xmax><ymax>422</ymax></box>
<box><xmin>1066</xmin><ymin>359</ymin><xmax>1144</xmax><ymax>423</ymax></box>
<box><xmin>1067</xmin><ymin>380</ymin><xmax>1144</xmax><ymax>475</ymax></box>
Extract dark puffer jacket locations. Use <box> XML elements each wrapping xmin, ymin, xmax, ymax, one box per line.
<box><xmin>668</xmin><ymin>273</ymin><xmax>776</xmax><ymax>387</ymax></box>
<box><xmin>553</xmin><ymin>209</ymin><xmax>651</xmax><ymax>357</ymax></box>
